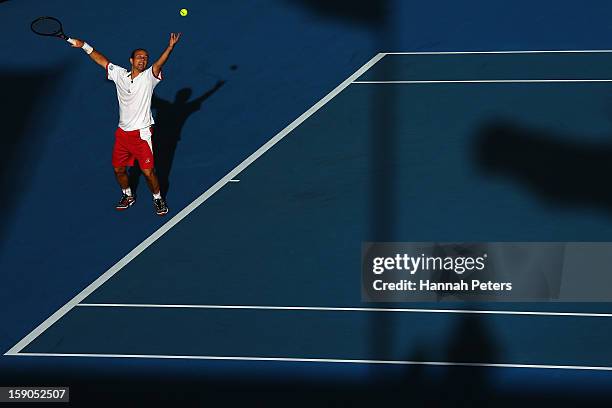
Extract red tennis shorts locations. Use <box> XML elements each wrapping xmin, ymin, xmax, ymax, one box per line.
<box><xmin>112</xmin><ymin>127</ymin><xmax>155</xmax><ymax>170</ymax></box>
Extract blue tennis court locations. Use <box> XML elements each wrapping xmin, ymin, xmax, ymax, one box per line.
<box><xmin>8</xmin><ymin>51</ymin><xmax>612</xmax><ymax>373</ymax></box>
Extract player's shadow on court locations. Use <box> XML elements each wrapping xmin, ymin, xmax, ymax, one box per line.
<box><xmin>129</xmin><ymin>80</ymin><xmax>225</xmax><ymax>197</ymax></box>
<box><xmin>474</xmin><ymin>120</ymin><xmax>612</xmax><ymax>213</ymax></box>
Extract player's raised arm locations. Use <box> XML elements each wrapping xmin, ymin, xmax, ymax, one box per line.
<box><xmin>152</xmin><ymin>33</ymin><xmax>181</xmax><ymax>78</ymax></box>
<box><xmin>70</xmin><ymin>38</ymin><xmax>109</xmax><ymax>69</ymax></box>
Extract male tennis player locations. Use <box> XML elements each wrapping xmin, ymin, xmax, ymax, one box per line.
<box><xmin>68</xmin><ymin>33</ymin><xmax>181</xmax><ymax>215</ymax></box>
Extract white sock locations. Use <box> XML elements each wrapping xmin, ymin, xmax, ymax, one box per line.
<box><xmin>122</xmin><ymin>188</ymin><xmax>132</xmax><ymax>196</ymax></box>
<box><xmin>153</xmin><ymin>192</ymin><xmax>162</xmax><ymax>200</ymax></box>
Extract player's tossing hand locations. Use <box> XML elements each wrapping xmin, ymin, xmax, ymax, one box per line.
<box><xmin>168</xmin><ymin>33</ymin><xmax>181</xmax><ymax>48</ymax></box>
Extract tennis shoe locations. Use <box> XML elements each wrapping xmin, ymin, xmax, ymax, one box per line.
<box><xmin>154</xmin><ymin>198</ymin><xmax>169</xmax><ymax>216</ymax></box>
<box><xmin>116</xmin><ymin>193</ymin><xmax>136</xmax><ymax>210</ymax></box>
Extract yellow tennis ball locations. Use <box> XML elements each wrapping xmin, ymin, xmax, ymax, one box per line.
<box><xmin>180</xmin><ymin>8</ymin><xmax>188</xmax><ymax>17</ymax></box>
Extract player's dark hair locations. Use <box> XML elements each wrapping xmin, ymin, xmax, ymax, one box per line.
<box><xmin>130</xmin><ymin>48</ymin><xmax>148</xmax><ymax>59</ymax></box>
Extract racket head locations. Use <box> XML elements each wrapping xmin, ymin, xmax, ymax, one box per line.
<box><xmin>30</xmin><ymin>16</ymin><xmax>68</xmax><ymax>39</ymax></box>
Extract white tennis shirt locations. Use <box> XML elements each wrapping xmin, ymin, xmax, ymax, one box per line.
<box><xmin>106</xmin><ymin>62</ymin><xmax>162</xmax><ymax>132</ymax></box>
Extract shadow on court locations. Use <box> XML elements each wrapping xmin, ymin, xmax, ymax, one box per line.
<box><xmin>474</xmin><ymin>120</ymin><xmax>612</xmax><ymax>213</ymax></box>
<box><xmin>289</xmin><ymin>0</ymin><xmax>389</xmax><ymax>29</ymax></box>
<box><xmin>128</xmin><ymin>80</ymin><xmax>225</xmax><ymax>198</ymax></box>
<box><xmin>394</xmin><ymin>313</ymin><xmax>500</xmax><ymax>406</ymax></box>
<box><xmin>1</xmin><ymin>354</ymin><xmax>611</xmax><ymax>407</ymax></box>
<box><xmin>289</xmin><ymin>1</ymin><xmax>495</xmax><ymax>399</ymax></box>
<box><xmin>0</xmin><ymin>67</ymin><xmax>67</xmax><ymax>251</ymax></box>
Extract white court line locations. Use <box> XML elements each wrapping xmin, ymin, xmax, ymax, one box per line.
<box><xmin>4</xmin><ymin>53</ymin><xmax>388</xmax><ymax>357</ymax></box>
<box><xmin>353</xmin><ymin>79</ymin><xmax>612</xmax><ymax>84</ymax></box>
<box><xmin>228</xmin><ymin>179</ymin><xmax>240</xmax><ymax>183</ymax></box>
<box><xmin>385</xmin><ymin>49</ymin><xmax>612</xmax><ymax>55</ymax></box>
<box><xmin>76</xmin><ymin>303</ymin><xmax>612</xmax><ymax>318</ymax></box>
<box><xmin>12</xmin><ymin>352</ymin><xmax>612</xmax><ymax>371</ymax></box>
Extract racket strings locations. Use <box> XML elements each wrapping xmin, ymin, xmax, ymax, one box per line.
<box><xmin>31</xmin><ymin>18</ymin><xmax>62</xmax><ymax>35</ymax></box>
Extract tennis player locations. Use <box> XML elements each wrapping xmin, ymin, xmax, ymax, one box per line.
<box><xmin>69</xmin><ymin>33</ymin><xmax>181</xmax><ymax>215</ymax></box>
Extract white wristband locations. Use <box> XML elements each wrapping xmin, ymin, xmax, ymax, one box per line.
<box><xmin>81</xmin><ymin>42</ymin><xmax>94</xmax><ymax>55</ymax></box>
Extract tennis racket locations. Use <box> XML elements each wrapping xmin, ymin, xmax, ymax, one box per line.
<box><xmin>30</xmin><ymin>16</ymin><xmax>76</xmax><ymax>45</ymax></box>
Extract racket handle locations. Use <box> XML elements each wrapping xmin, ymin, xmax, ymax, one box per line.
<box><xmin>66</xmin><ymin>38</ymin><xmax>76</xmax><ymax>46</ymax></box>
